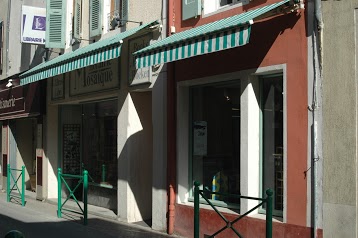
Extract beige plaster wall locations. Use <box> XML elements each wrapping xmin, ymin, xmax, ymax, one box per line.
<box><xmin>322</xmin><ymin>1</ymin><xmax>358</xmax><ymax>237</ymax></box>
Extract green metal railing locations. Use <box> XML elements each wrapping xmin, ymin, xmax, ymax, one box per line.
<box><xmin>194</xmin><ymin>181</ymin><xmax>273</xmax><ymax>238</ymax></box>
<box><xmin>7</xmin><ymin>165</ymin><xmax>25</xmax><ymax>206</ymax></box>
<box><xmin>57</xmin><ymin>168</ymin><xmax>88</xmax><ymax>225</ymax></box>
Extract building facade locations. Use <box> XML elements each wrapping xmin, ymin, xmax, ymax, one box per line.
<box><xmin>18</xmin><ymin>0</ymin><xmax>168</xmax><ymax>231</ymax></box>
<box><xmin>135</xmin><ymin>0</ymin><xmax>323</xmax><ymax>236</ymax></box>
<box><xmin>322</xmin><ymin>0</ymin><xmax>358</xmax><ymax>237</ymax></box>
<box><xmin>1</xmin><ymin>0</ymin><xmax>339</xmax><ymax>237</ymax></box>
<box><xmin>0</xmin><ymin>0</ymin><xmax>47</xmax><ymax>199</ymax></box>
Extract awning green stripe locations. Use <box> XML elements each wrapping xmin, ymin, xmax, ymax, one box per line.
<box><xmin>134</xmin><ymin>0</ymin><xmax>291</xmax><ymax>69</ymax></box>
<box><xmin>135</xmin><ymin>26</ymin><xmax>250</xmax><ymax>68</ymax></box>
<box><xmin>20</xmin><ymin>20</ymin><xmax>160</xmax><ymax>85</ymax></box>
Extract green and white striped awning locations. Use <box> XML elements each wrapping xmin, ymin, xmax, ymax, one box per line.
<box><xmin>134</xmin><ymin>0</ymin><xmax>290</xmax><ymax>69</ymax></box>
<box><xmin>20</xmin><ymin>20</ymin><xmax>160</xmax><ymax>85</ymax></box>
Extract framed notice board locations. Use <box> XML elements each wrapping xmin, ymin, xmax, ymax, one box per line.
<box><xmin>63</xmin><ymin>124</ymin><xmax>81</xmax><ymax>174</ymax></box>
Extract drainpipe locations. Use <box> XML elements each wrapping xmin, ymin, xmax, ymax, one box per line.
<box><xmin>312</xmin><ymin>0</ymin><xmax>323</xmax><ymax>237</ymax></box>
<box><xmin>167</xmin><ymin>0</ymin><xmax>176</xmax><ymax>235</ymax></box>
<box><xmin>5</xmin><ymin>0</ymin><xmax>11</xmax><ymax>77</ymax></box>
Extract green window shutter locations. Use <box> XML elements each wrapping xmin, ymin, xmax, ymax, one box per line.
<box><xmin>89</xmin><ymin>0</ymin><xmax>102</xmax><ymax>37</ymax></box>
<box><xmin>46</xmin><ymin>0</ymin><xmax>66</xmax><ymax>49</ymax></box>
<box><xmin>182</xmin><ymin>0</ymin><xmax>201</xmax><ymax>21</ymax></box>
<box><xmin>74</xmin><ymin>0</ymin><xmax>82</xmax><ymax>39</ymax></box>
<box><xmin>120</xmin><ymin>0</ymin><xmax>128</xmax><ymax>25</ymax></box>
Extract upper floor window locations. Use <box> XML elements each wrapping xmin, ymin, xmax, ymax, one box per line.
<box><xmin>108</xmin><ymin>0</ymin><xmax>128</xmax><ymax>30</ymax></box>
<box><xmin>203</xmin><ymin>0</ymin><xmax>249</xmax><ymax>15</ymax></box>
<box><xmin>182</xmin><ymin>0</ymin><xmax>249</xmax><ymax>21</ymax></box>
<box><xmin>46</xmin><ymin>0</ymin><xmax>103</xmax><ymax>49</ymax></box>
<box><xmin>89</xmin><ymin>0</ymin><xmax>103</xmax><ymax>37</ymax></box>
<box><xmin>73</xmin><ymin>0</ymin><xmax>82</xmax><ymax>39</ymax></box>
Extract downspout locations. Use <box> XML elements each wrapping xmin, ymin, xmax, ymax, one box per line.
<box><xmin>5</xmin><ymin>0</ymin><xmax>11</xmax><ymax>77</ymax></box>
<box><xmin>167</xmin><ymin>0</ymin><xmax>176</xmax><ymax>235</ymax></box>
<box><xmin>312</xmin><ymin>0</ymin><xmax>323</xmax><ymax>237</ymax></box>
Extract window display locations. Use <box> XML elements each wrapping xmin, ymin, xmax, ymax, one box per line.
<box><xmin>81</xmin><ymin>100</ymin><xmax>118</xmax><ymax>187</ymax></box>
<box><xmin>190</xmin><ymin>83</ymin><xmax>241</xmax><ymax>206</ymax></box>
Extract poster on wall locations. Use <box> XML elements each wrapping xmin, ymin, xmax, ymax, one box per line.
<box><xmin>193</xmin><ymin>121</ymin><xmax>207</xmax><ymax>156</ymax></box>
<box><xmin>21</xmin><ymin>6</ymin><xmax>46</xmax><ymax>45</ymax></box>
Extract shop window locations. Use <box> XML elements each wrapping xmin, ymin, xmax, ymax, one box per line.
<box><xmin>190</xmin><ymin>82</ymin><xmax>241</xmax><ymax>207</ymax></box>
<box><xmin>187</xmin><ymin>75</ymin><xmax>284</xmax><ymax>215</ymax></box>
<box><xmin>82</xmin><ymin>100</ymin><xmax>118</xmax><ymax>187</ymax></box>
<box><xmin>261</xmin><ymin>75</ymin><xmax>284</xmax><ymax>216</ymax></box>
<box><xmin>203</xmin><ymin>0</ymin><xmax>249</xmax><ymax>16</ymax></box>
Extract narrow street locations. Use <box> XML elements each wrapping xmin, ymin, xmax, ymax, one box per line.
<box><xmin>0</xmin><ymin>191</ymin><xmax>175</xmax><ymax>238</ymax></box>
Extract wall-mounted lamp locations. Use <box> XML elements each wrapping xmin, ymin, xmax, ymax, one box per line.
<box><xmin>6</xmin><ymin>79</ymin><xmax>13</xmax><ymax>88</ymax></box>
<box><xmin>110</xmin><ymin>17</ymin><xmax>143</xmax><ymax>29</ymax></box>
<box><xmin>70</xmin><ymin>37</ymin><xmax>95</xmax><ymax>46</ymax></box>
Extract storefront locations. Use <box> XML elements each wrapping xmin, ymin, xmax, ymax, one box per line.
<box><xmin>0</xmin><ymin>79</ymin><xmax>45</xmax><ymax>198</ymax></box>
<box><xmin>134</xmin><ymin>0</ymin><xmax>310</xmax><ymax>236</ymax></box>
<box><xmin>51</xmin><ymin>59</ymin><xmax>120</xmax><ymax>210</ymax></box>
<box><xmin>19</xmin><ymin>20</ymin><xmax>166</xmax><ymax>224</ymax></box>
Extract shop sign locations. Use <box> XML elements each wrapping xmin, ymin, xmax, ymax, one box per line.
<box><xmin>70</xmin><ymin>59</ymin><xmax>119</xmax><ymax>96</ymax></box>
<box><xmin>0</xmin><ymin>82</ymin><xmax>43</xmax><ymax>119</ymax></box>
<box><xmin>21</xmin><ymin>6</ymin><xmax>46</xmax><ymax>45</ymax></box>
<box><xmin>52</xmin><ymin>74</ymin><xmax>64</xmax><ymax>100</ymax></box>
<box><xmin>128</xmin><ymin>34</ymin><xmax>152</xmax><ymax>86</ymax></box>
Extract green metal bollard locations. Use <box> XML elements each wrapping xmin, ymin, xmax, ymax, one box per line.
<box><xmin>265</xmin><ymin>189</ymin><xmax>273</xmax><ymax>238</ymax></box>
<box><xmin>7</xmin><ymin>164</ymin><xmax>10</xmax><ymax>202</ymax></box>
<box><xmin>101</xmin><ymin>164</ymin><xmax>106</xmax><ymax>183</ymax></box>
<box><xmin>83</xmin><ymin>170</ymin><xmax>88</xmax><ymax>225</ymax></box>
<box><xmin>194</xmin><ymin>181</ymin><xmax>200</xmax><ymax>238</ymax></box>
<box><xmin>57</xmin><ymin>168</ymin><xmax>62</xmax><ymax>218</ymax></box>
<box><xmin>21</xmin><ymin>166</ymin><xmax>25</xmax><ymax>206</ymax></box>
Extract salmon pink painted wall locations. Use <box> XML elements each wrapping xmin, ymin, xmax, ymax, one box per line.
<box><xmin>169</xmin><ymin>0</ymin><xmax>308</xmax><ymax>234</ymax></box>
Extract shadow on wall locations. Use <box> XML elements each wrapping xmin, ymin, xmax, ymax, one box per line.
<box><xmin>16</xmin><ymin>118</ymin><xmax>36</xmax><ymax>192</ymax></box>
<box><xmin>175</xmin><ymin>13</ymin><xmax>301</xmax><ymax>82</ymax></box>
<box><xmin>117</xmin><ymin>91</ymin><xmax>154</xmax><ymax>224</ymax></box>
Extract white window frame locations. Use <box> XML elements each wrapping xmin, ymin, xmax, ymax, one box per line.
<box><xmin>203</xmin><ymin>0</ymin><xmax>250</xmax><ymax>17</ymax></box>
<box><xmin>176</xmin><ymin>64</ymin><xmax>287</xmax><ymax>222</ymax></box>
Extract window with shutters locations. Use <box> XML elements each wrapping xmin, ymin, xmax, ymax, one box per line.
<box><xmin>89</xmin><ymin>0</ymin><xmax>102</xmax><ymax>37</ymax></box>
<box><xmin>202</xmin><ymin>0</ymin><xmax>249</xmax><ymax>15</ymax></box>
<box><xmin>182</xmin><ymin>0</ymin><xmax>249</xmax><ymax>19</ymax></box>
<box><xmin>46</xmin><ymin>0</ymin><xmax>66</xmax><ymax>49</ymax></box>
<box><xmin>108</xmin><ymin>0</ymin><xmax>128</xmax><ymax>30</ymax></box>
<box><xmin>73</xmin><ymin>0</ymin><xmax>82</xmax><ymax>39</ymax></box>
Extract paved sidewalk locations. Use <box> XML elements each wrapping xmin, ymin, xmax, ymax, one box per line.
<box><xmin>0</xmin><ymin>191</ymin><xmax>181</xmax><ymax>238</ymax></box>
